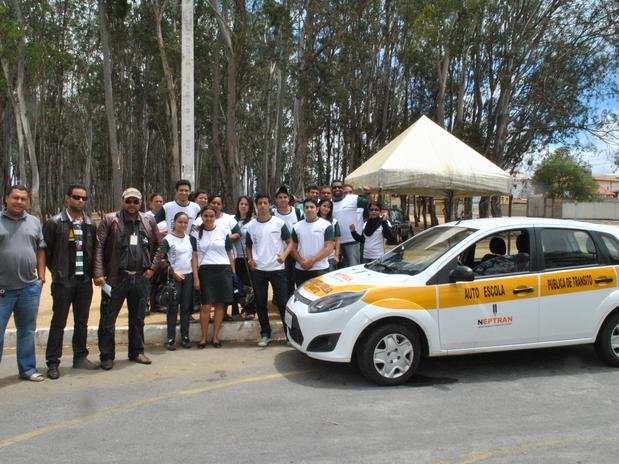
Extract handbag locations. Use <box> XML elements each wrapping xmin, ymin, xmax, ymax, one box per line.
<box><xmin>156</xmin><ymin>267</ymin><xmax>177</xmax><ymax>309</ymax></box>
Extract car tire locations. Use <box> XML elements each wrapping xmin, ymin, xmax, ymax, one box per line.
<box><xmin>595</xmin><ymin>312</ymin><xmax>619</xmax><ymax>366</ymax></box>
<box><xmin>356</xmin><ymin>323</ymin><xmax>421</xmax><ymax>386</ymax></box>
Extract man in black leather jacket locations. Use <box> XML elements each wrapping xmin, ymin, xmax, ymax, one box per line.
<box><xmin>43</xmin><ymin>183</ymin><xmax>98</xmax><ymax>379</ymax></box>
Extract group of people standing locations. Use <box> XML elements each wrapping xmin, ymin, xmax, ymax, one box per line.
<box><xmin>0</xmin><ymin>178</ymin><xmax>395</xmax><ymax>382</ymax></box>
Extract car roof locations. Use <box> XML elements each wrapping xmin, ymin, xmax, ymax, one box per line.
<box><xmin>443</xmin><ymin>216</ymin><xmax>619</xmax><ymax>235</ymax></box>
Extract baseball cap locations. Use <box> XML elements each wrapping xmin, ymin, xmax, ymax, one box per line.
<box><xmin>122</xmin><ymin>187</ymin><xmax>142</xmax><ymax>200</ymax></box>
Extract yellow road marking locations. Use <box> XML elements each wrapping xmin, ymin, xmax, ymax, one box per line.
<box><xmin>0</xmin><ymin>370</ymin><xmax>309</xmax><ymax>449</ymax></box>
<box><xmin>434</xmin><ymin>434</ymin><xmax>619</xmax><ymax>464</ymax></box>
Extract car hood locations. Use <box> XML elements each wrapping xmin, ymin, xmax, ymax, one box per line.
<box><xmin>299</xmin><ymin>265</ymin><xmax>411</xmax><ymax>299</ymax></box>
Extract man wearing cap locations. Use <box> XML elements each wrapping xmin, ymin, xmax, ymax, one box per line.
<box><xmin>43</xmin><ymin>183</ymin><xmax>98</xmax><ymax>379</ymax></box>
<box><xmin>93</xmin><ymin>188</ymin><xmax>161</xmax><ymax>370</ymax></box>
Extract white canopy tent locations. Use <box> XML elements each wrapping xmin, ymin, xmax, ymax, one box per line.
<box><xmin>345</xmin><ymin>115</ymin><xmax>512</xmax><ymax>197</ymax></box>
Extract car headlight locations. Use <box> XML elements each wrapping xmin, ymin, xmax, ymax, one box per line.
<box><xmin>307</xmin><ymin>291</ymin><xmax>366</xmax><ymax>314</ymax></box>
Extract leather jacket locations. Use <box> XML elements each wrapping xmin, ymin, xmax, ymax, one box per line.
<box><xmin>43</xmin><ymin>210</ymin><xmax>96</xmax><ymax>284</ymax></box>
<box><xmin>93</xmin><ymin>210</ymin><xmax>162</xmax><ymax>285</ymax></box>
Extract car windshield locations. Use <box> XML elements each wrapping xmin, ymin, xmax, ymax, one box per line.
<box><xmin>366</xmin><ymin>225</ymin><xmax>477</xmax><ymax>275</ymax></box>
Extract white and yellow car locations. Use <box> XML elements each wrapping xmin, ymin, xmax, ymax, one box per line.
<box><xmin>285</xmin><ymin>217</ymin><xmax>619</xmax><ymax>385</ymax></box>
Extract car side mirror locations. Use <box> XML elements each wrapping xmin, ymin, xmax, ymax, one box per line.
<box><xmin>449</xmin><ymin>265</ymin><xmax>475</xmax><ymax>283</ymax></box>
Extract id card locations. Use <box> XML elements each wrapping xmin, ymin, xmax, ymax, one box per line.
<box><xmin>129</xmin><ymin>233</ymin><xmax>138</xmax><ymax>246</ymax></box>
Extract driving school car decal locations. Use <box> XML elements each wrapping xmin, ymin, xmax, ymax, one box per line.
<box><xmin>439</xmin><ymin>275</ymin><xmax>538</xmax><ymax>308</ymax></box>
<box><xmin>540</xmin><ymin>266</ymin><xmax>616</xmax><ymax>296</ymax></box>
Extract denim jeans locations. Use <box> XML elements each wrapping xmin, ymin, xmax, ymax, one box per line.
<box><xmin>252</xmin><ymin>269</ymin><xmax>288</xmax><ymax>338</ymax></box>
<box><xmin>340</xmin><ymin>242</ymin><xmax>361</xmax><ymax>268</ymax></box>
<box><xmin>46</xmin><ymin>279</ymin><xmax>93</xmax><ymax>366</ymax></box>
<box><xmin>98</xmin><ymin>273</ymin><xmax>149</xmax><ymax>361</ymax></box>
<box><xmin>0</xmin><ymin>282</ymin><xmax>42</xmax><ymax>377</ymax></box>
<box><xmin>166</xmin><ymin>273</ymin><xmax>193</xmax><ymax>342</ymax></box>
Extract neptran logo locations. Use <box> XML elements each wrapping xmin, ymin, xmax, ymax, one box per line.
<box><xmin>478</xmin><ymin>316</ymin><xmax>513</xmax><ymax>327</ymax></box>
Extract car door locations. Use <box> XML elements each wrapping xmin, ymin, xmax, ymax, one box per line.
<box><xmin>537</xmin><ymin>227</ymin><xmax>617</xmax><ymax>341</ymax></box>
<box><xmin>436</xmin><ymin>228</ymin><xmax>540</xmax><ymax>351</ymax></box>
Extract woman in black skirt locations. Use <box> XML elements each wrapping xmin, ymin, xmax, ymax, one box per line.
<box><xmin>191</xmin><ymin>205</ymin><xmax>236</xmax><ymax>348</ymax></box>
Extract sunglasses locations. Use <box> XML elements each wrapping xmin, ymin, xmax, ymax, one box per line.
<box><xmin>71</xmin><ymin>194</ymin><xmax>88</xmax><ymax>201</ymax></box>
<box><xmin>124</xmin><ymin>198</ymin><xmax>140</xmax><ymax>205</ymax></box>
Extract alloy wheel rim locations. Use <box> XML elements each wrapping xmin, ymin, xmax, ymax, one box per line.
<box><xmin>611</xmin><ymin>323</ymin><xmax>619</xmax><ymax>356</ymax></box>
<box><xmin>373</xmin><ymin>333</ymin><xmax>413</xmax><ymax>379</ymax></box>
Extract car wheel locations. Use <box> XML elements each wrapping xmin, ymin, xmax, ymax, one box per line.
<box><xmin>357</xmin><ymin>323</ymin><xmax>421</xmax><ymax>386</ymax></box>
<box><xmin>595</xmin><ymin>312</ymin><xmax>619</xmax><ymax>366</ymax></box>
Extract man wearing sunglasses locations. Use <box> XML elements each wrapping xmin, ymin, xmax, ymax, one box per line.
<box><xmin>43</xmin><ymin>184</ymin><xmax>98</xmax><ymax>379</ymax></box>
<box><xmin>94</xmin><ymin>188</ymin><xmax>162</xmax><ymax>370</ymax></box>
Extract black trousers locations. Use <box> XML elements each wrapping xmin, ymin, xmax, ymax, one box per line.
<box><xmin>252</xmin><ymin>269</ymin><xmax>288</xmax><ymax>338</ymax></box>
<box><xmin>98</xmin><ymin>273</ymin><xmax>149</xmax><ymax>361</ymax></box>
<box><xmin>284</xmin><ymin>255</ymin><xmax>295</xmax><ymax>297</ymax></box>
<box><xmin>45</xmin><ymin>279</ymin><xmax>93</xmax><ymax>367</ymax></box>
<box><xmin>294</xmin><ymin>268</ymin><xmax>327</xmax><ymax>288</ymax></box>
<box><xmin>231</xmin><ymin>257</ymin><xmax>256</xmax><ymax>315</ymax></box>
<box><xmin>166</xmin><ymin>273</ymin><xmax>194</xmax><ymax>341</ymax></box>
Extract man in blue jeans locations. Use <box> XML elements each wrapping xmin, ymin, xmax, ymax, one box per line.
<box><xmin>245</xmin><ymin>193</ymin><xmax>293</xmax><ymax>347</ymax></box>
<box><xmin>0</xmin><ymin>185</ymin><xmax>47</xmax><ymax>382</ymax></box>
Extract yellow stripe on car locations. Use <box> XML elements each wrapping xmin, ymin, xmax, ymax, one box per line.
<box><xmin>540</xmin><ymin>266</ymin><xmax>617</xmax><ymax>296</ymax></box>
<box><xmin>438</xmin><ymin>275</ymin><xmax>538</xmax><ymax>308</ymax></box>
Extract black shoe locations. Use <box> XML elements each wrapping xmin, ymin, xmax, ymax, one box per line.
<box><xmin>73</xmin><ymin>357</ymin><xmax>99</xmax><ymax>370</ymax></box>
<box><xmin>181</xmin><ymin>338</ymin><xmax>191</xmax><ymax>349</ymax></box>
<box><xmin>167</xmin><ymin>340</ymin><xmax>176</xmax><ymax>351</ymax></box>
<box><xmin>47</xmin><ymin>365</ymin><xmax>60</xmax><ymax>380</ymax></box>
<box><xmin>100</xmin><ymin>359</ymin><xmax>114</xmax><ymax>370</ymax></box>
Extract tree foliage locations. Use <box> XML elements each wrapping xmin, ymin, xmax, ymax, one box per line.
<box><xmin>0</xmin><ymin>0</ymin><xmax>616</xmax><ymax>215</ymax></box>
<box><xmin>532</xmin><ymin>147</ymin><xmax>598</xmax><ymax>200</ymax></box>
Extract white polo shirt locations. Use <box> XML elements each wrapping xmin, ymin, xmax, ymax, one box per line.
<box><xmin>333</xmin><ymin>194</ymin><xmax>367</xmax><ymax>244</ymax></box>
<box><xmin>161</xmin><ymin>201</ymin><xmax>201</xmax><ymax>234</ymax></box>
<box><xmin>245</xmin><ymin>216</ymin><xmax>291</xmax><ymax>271</ymax></box>
<box><xmin>292</xmin><ymin>218</ymin><xmax>334</xmax><ymax>271</ymax></box>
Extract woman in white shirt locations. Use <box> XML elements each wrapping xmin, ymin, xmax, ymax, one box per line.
<box><xmin>158</xmin><ymin>212</ymin><xmax>198</xmax><ymax>350</ymax></box>
<box><xmin>232</xmin><ymin>195</ymin><xmax>256</xmax><ymax>320</ymax></box>
<box><xmin>349</xmin><ymin>202</ymin><xmax>395</xmax><ymax>263</ymax></box>
<box><xmin>191</xmin><ymin>205</ymin><xmax>236</xmax><ymax>348</ymax></box>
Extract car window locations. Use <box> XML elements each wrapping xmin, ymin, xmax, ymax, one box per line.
<box><xmin>369</xmin><ymin>225</ymin><xmax>476</xmax><ymax>275</ymax></box>
<box><xmin>599</xmin><ymin>233</ymin><xmax>619</xmax><ymax>264</ymax></box>
<box><xmin>463</xmin><ymin>229</ymin><xmax>530</xmax><ymax>277</ymax></box>
<box><xmin>541</xmin><ymin>228</ymin><xmax>599</xmax><ymax>269</ymax></box>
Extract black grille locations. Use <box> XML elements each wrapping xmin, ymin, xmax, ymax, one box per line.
<box><xmin>307</xmin><ymin>333</ymin><xmax>341</xmax><ymax>352</ymax></box>
<box><xmin>287</xmin><ymin>310</ymin><xmax>304</xmax><ymax>345</ymax></box>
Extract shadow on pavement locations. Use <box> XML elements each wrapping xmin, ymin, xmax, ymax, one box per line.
<box><xmin>274</xmin><ymin>344</ymin><xmax>614</xmax><ymax>389</ymax></box>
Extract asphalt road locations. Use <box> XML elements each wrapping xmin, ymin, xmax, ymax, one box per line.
<box><xmin>1</xmin><ymin>343</ymin><xmax>618</xmax><ymax>464</ymax></box>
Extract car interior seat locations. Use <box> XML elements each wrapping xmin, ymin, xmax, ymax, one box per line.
<box><xmin>482</xmin><ymin>236</ymin><xmax>506</xmax><ymax>262</ymax></box>
<box><xmin>514</xmin><ymin>232</ymin><xmax>530</xmax><ymax>272</ymax></box>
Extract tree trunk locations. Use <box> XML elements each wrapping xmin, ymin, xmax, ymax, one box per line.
<box><xmin>290</xmin><ymin>1</ymin><xmax>314</xmax><ymax>196</ymax></box>
<box><xmin>98</xmin><ymin>0</ymin><xmax>122</xmax><ymax>205</ymax></box>
<box><xmin>271</xmin><ymin>66</ymin><xmax>285</xmax><ymax>193</ymax></box>
<box><xmin>153</xmin><ymin>0</ymin><xmax>181</xmax><ymax>190</ymax></box>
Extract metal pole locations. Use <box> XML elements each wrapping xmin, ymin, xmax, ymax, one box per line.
<box><xmin>181</xmin><ymin>0</ymin><xmax>195</xmax><ymax>188</ymax></box>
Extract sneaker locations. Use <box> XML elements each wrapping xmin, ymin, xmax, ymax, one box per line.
<box><xmin>73</xmin><ymin>357</ymin><xmax>99</xmax><ymax>370</ymax></box>
<box><xmin>47</xmin><ymin>365</ymin><xmax>60</xmax><ymax>380</ymax></box>
<box><xmin>167</xmin><ymin>340</ymin><xmax>176</xmax><ymax>351</ymax></box>
<box><xmin>181</xmin><ymin>337</ymin><xmax>192</xmax><ymax>349</ymax></box>
<box><xmin>257</xmin><ymin>336</ymin><xmax>271</xmax><ymax>347</ymax></box>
